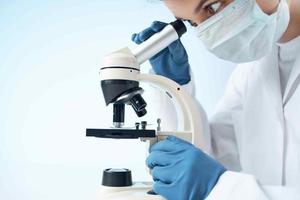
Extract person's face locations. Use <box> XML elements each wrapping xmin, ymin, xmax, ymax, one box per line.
<box><xmin>164</xmin><ymin>0</ymin><xmax>280</xmax><ymax>26</ymax></box>
<box><xmin>164</xmin><ymin>0</ymin><xmax>234</xmax><ymax>26</ymax></box>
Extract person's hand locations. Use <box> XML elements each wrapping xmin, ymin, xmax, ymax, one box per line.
<box><xmin>147</xmin><ymin>136</ymin><xmax>226</xmax><ymax>200</ymax></box>
<box><xmin>132</xmin><ymin>21</ymin><xmax>191</xmax><ymax>85</ymax></box>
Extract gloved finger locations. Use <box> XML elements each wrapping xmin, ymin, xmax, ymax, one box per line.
<box><xmin>150</xmin><ymin>21</ymin><xmax>167</xmax><ymax>32</ymax></box>
<box><xmin>167</xmin><ymin>135</ymin><xmax>193</xmax><ymax>146</ymax></box>
<box><xmin>151</xmin><ymin>165</ymin><xmax>175</xmax><ymax>184</ymax></box>
<box><xmin>146</xmin><ymin>151</ymin><xmax>174</xmax><ymax>169</ymax></box>
<box><xmin>131</xmin><ymin>27</ymin><xmax>156</xmax><ymax>44</ymax></box>
<box><xmin>153</xmin><ymin>180</ymin><xmax>173</xmax><ymax>198</ymax></box>
<box><xmin>149</xmin><ymin>138</ymin><xmax>177</xmax><ymax>153</ymax></box>
<box><xmin>131</xmin><ymin>21</ymin><xmax>167</xmax><ymax>44</ymax></box>
<box><xmin>131</xmin><ymin>33</ymin><xmax>141</xmax><ymax>44</ymax></box>
<box><xmin>150</xmin><ymin>136</ymin><xmax>192</xmax><ymax>153</ymax></box>
<box><xmin>140</xmin><ymin>21</ymin><xmax>167</xmax><ymax>41</ymax></box>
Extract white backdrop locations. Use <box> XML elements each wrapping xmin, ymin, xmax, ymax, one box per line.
<box><xmin>0</xmin><ymin>0</ymin><xmax>235</xmax><ymax>199</ymax></box>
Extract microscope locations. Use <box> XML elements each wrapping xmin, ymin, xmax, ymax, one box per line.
<box><xmin>86</xmin><ymin>20</ymin><xmax>205</xmax><ymax>200</ymax></box>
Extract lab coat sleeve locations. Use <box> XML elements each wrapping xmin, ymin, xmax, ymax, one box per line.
<box><xmin>206</xmin><ymin>171</ymin><xmax>300</xmax><ymax>200</ymax></box>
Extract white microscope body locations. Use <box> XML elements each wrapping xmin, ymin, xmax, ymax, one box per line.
<box><xmin>88</xmin><ymin>20</ymin><xmax>205</xmax><ymax>199</ymax></box>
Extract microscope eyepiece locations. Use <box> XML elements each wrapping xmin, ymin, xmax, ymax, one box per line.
<box><xmin>131</xmin><ymin>19</ymin><xmax>187</xmax><ymax>64</ymax></box>
<box><xmin>170</xmin><ymin>20</ymin><xmax>187</xmax><ymax>38</ymax></box>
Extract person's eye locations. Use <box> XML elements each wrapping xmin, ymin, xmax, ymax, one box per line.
<box><xmin>206</xmin><ymin>1</ymin><xmax>222</xmax><ymax>16</ymax></box>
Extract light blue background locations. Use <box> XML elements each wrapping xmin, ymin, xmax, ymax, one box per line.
<box><xmin>0</xmin><ymin>0</ymin><xmax>234</xmax><ymax>199</ymax></box>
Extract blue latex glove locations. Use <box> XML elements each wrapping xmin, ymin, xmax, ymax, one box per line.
<box><xmin>131</xmin><ymin>21</ymin><xmax>191</xmax><ymax>85</ymax></box>
<box><xmin>147</xmin><ymin>136</ymin><xmax>226</xmax><ymax>200</ymax></box>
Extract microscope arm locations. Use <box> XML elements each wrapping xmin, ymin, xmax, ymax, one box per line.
<box><xmin>137</xmin><ymin>73</ymin><xmax>205</xmax><ymax>149</ymax></box>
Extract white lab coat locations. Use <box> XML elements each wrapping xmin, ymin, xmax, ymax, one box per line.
<box><xmin>152</xmin><ymin>45</ymin><xmax>300</xmax><ymax>199</ymax></box>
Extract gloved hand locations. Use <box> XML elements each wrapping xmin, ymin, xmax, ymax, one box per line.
<box><xmin>132</xmin><ymin>21</ymin><xmax>191</xmax><ymax>85</ymax></box>
<box><xmin>147</xmin><ymin>136</ymin><xmax>226</xmax><ymax>200</ymax></box>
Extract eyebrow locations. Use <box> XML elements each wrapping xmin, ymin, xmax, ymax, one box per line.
<box><xmin>194</xmin><ymin>0</ymin><xmax>208</xmax><ymax>14</ymax></box>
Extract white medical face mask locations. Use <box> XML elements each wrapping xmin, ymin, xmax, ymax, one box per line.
<box><xmin>195</xmin><ymin>0</ymin><xmax>290</xmax><ymax>63</ymax></box>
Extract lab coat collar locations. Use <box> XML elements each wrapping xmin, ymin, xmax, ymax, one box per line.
<box><xmin>283</xmin><ymin>51</ymin><xmax>300</xmax><ymax>106</ymax></box>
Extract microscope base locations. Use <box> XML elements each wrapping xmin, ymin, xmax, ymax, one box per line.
<box><xmin>96</xmin><ymin>182</ymin><xmax>165</xmax><ymax>200</ymax></box>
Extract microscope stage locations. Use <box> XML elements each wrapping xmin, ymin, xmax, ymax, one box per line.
<box><xmin>86</xmin><ymin>128</ymin><xmax>156</xmax><ymax>139</ymax></box>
